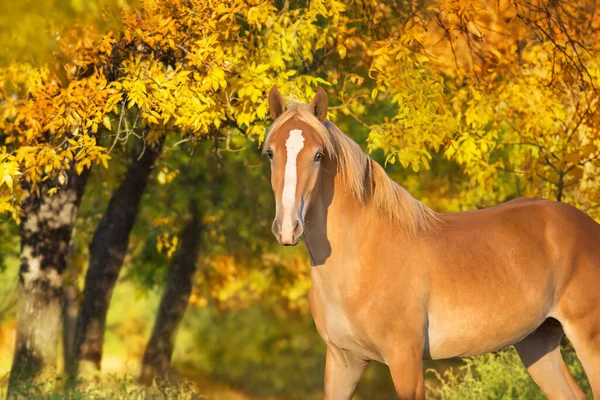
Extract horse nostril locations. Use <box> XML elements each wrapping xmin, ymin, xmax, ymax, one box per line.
<box><xmin>293</xmin><ymin>220</ymin><xmax>303</xmax><ymax>237</ymax></box>
<box><xmin>271</xmin><ymin>219</ymin><xmax>281</xmax><ymax>238</ymax></box>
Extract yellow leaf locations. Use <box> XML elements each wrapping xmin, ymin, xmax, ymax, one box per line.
<box><xmin>102</xmin><ymin>115</ymin><xmax>112</xmax><ymax>131</ymax></box>
<box><xmin>2</xmin><ymin>175</ymin><xmax>13</xmax><ymax>189</ymax></box>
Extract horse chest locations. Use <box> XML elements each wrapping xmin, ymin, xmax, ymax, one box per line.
<box><xmin>322</xmin><ymin>300</ymin><xmax>354</xmax><ymax>342</ymax></box>
<box><xmin>309</xmin><ymin>285</ymin><xmax>381</xmax><ymax>361</ymax></box>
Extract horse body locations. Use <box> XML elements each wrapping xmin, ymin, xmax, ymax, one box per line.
<box><xmin>427</xmin><ymin>199</ymin><xmax>583</xmax><ymax>359</ymax></box>
<box><xmin>265</xmin><ymin>86</ymin><xmax>599</xmax><ymax>399</ymax></box>
<box><xmin>307</xmin><ymin>170</ymin><xmax>584</xmax><ymax>358</ymax></box>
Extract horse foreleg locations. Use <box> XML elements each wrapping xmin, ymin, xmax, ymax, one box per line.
<box><xmin>387</xmin><ymin>347</ymin><xmax>425</xmax><ymax>400</ymax></box>
<box><xmin>323</xmin><ymin>346</ymin><xmax>368</xmax><ymax>400</ymax></box>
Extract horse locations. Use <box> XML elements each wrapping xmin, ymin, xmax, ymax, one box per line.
<box><xmin>263</xmin><ymin>85</ymin><xmax>600</xmax><ymax>399</ymax></box>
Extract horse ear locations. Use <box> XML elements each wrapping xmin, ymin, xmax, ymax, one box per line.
<box><xmin>309</xmin><ymin>87</ymin><xmax>328</xmax><ymax>122</ymax></box>
<box><xmin>269</xmin><ymin>86</ymin><xmax>287</xmax><ymax>120</ymax></box>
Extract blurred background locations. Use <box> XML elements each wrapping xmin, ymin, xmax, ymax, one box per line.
<box><xmin>1</xmin><ymin>0</ymin><xmax>599</xmax><ymax>398</ymax></box>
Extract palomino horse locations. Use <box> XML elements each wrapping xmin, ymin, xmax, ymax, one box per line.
<box><xmin>264</xmin><ymin>85</ymin><xmax>600</xmax><ymax>399</ymax></box>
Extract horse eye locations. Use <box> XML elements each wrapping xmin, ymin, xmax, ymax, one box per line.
<box><xmin>267</xmin><ymin>149</ymin><xmax>273</xmax><ymax>160</ymax></box>
<box><xmin>314</xmin><ymin>151</ymin><xmax>323</xmax><ymax>162</ymax></box>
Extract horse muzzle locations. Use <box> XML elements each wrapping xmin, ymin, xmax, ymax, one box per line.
<box><xmin>272</xmin><ymin>218</ymin><xmax>303</xmax><ymax>246</ymax></box>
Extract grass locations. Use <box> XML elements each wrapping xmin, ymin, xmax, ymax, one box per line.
<box><xmin>0</xmin><ymin>346</ymin><xmax>592</xmax><ymax>399</ymax></box>
<box><xmin>426</xmin><ymin>345</ymin><xmax>591</xmax><ymax>399</ymax></box>
<box><xmin>0</xmin><ymin>375</ymin><xmax>207</xmax><ymax>400</ymax></box>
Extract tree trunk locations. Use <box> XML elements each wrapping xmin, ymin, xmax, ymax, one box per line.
<box><xmin>62</xmin><ymin>282</ymin><xmax>80</xmax><ymax>374</ymax></box>
<box><xmin>72</xmin><ymin>140</ymin><xmax>162</xmax><ymax>377</ymax></box>
<box><xmin>62</xmin><ymin>225</ymin><xmax>82</xmax><ymax>375</ymax></box>
<box><xmin>139</xmin><ymin>201</ymin><xmax>202</xmax><ymax>384</ymax></box>
<box><xmin>8</xmin><ymin>169</ymin><xmax>89</xmax><ymax>396</ymax></box>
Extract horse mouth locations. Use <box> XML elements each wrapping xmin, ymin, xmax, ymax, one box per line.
<box><xmin>281</xmin><ymin>238</ymin><xmax>300</xmax><ymax>247</ymax></box>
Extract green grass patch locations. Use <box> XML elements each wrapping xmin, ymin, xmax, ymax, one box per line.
<box><xmin>0</xmin><ymin>375</ymin><xmax>206</xmax><ymax>400</ymax></box>
<box><xmin>426</xmin><ymin>346</ymin><xmax>591</xmax><ymax>399</ymax></box>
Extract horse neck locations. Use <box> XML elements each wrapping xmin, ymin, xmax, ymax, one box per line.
<box><xmin>303</xmin><ymin>157</ymin><xmax>370</xmax><ymax>267</ymax></box>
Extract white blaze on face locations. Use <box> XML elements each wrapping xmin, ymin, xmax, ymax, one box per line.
<box><xmin>280</xmin><ymin>129</ymin><xmax>305</xmax><ymax>242</ymax></box>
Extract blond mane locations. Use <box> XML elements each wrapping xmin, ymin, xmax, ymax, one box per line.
<box><xmin>264</xmin><ymin>103</ymin><xmax>440</xmax><ymax>237</ymax></box>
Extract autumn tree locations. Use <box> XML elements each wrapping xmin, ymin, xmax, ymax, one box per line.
<box><xmin>1</xmin><ymin>0</ymin><xmax>369</xmax><ymax>388</ymax></box>
<box><xmin>363</xmin><ymin>0</ymin><xmax>600</xmax><ymax>212</ymax></box>
<box><xmin>1</xmin><ymin>13</ymin><xmax>120</xmax><ymax>386</ymax></box>
<box><xmin>1</xmin><ymin>62</ymin><xmax>111</xmax><ymax>390</ymax></box>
